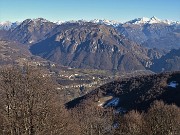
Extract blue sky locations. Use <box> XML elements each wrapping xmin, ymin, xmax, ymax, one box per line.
<box><xmin>0</xmin><ymin>0</ymin><xmax>180</xmax><ymax>22</ymax></box>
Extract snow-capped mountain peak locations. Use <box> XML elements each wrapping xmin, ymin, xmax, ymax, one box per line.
<box><xmin>53</xmin><ymin>19</ymin><xmax>88</xmax><ymax>25</ymax></box>
<box><xmin>125</xmin><ymin>16</ymin><xmax>178</xmax><ymax>25</ymax></box>
<box><xmin>127</xmin><ymin>17</ymin><xmax>150</xmax><ymax>24</ymax></box>
<box><xmin>32</xmin><ymin>18</ymin><xmax>49</xmax><ymax>23</ymax></box>
<box><xmin>90</xmin><ymin>19</ymin><xmax>121</xmax><ymax>27</ymax></box>
<box><xmin>148</xmin><ymin>16</ymin><xmax>161</xmax><ymax>24</ymax></box>
<box><xmin>150</xmin><ymin>16</ymin><xmax>159</xmax><ymax>20</ymax></box>
<box><xmin>0</xmin><ymin>21</ymin><xmax>21</xmax><ymax>30</ymax></box>
<box><xmin>54</xmin><ymin>20</ymin><xmax>65</xmax><ymax>25</ymax></box>
<box><xmin>53</xmin><ymin>19</ymin><xmax>121</xmax><ymax>26</ymax></box>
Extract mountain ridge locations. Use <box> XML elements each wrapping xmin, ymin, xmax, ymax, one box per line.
<box><xmin>1</xmin><ymin>16</ymin><xmax>179</xmax><ymax>30</ymax></box>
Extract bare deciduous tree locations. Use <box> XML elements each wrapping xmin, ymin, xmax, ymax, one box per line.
<box><xmin>0</xmin><ymin>66</ymin><xmax>56</xmax><ymax>135</ymax></box>
<box><xmin>144</xmin><ymin>101</ymin><xmax>180</xmax><ymax>135</ymax></box>
<box><xmin>70</xmin><ymin>100</ymin><xmax>114</xmax><ymax>135</ymax></box>
<box><xmin>115</xmin><ymin>110</ymin><xmax>144</xmax><ymax>135</ymax></box>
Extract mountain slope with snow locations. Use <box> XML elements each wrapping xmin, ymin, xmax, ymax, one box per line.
<box><xmin>90</xmin><ymin>19</ymin><xmax>121</xmax><ymax>27</ymax></box>
<box><xmin>117</xmin><ymin>17</ymin><xmax>180</xmax><ymax>51</ymax></box>
<box><xmin>0</xmin><ymin>21</ymin><xmax>21</xmax><ymax>30</ymax></box>
<box><xmin>125</xmin><ymin>16</ymin><xmax>179</xmax><ymax>25</ymax></box>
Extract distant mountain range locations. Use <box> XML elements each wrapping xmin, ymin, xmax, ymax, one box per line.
<box><xmin>1</xmin><ymin>16</ymin><xmax>179</xmax><ymax>30</ymax></box>
<box><xmin>1</xmin><ymin>16</ymin><xmax>180</xmax><ymax>50</ymax></box>
<box><xmin>0</xmin><ymin>17</ymin><xmax>180</xmax><ymax>73</ymax></box>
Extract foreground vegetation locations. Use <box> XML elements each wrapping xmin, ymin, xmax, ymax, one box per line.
<box><xmin>0</xmin><ymin>66</ymin><xmax>179</xmax><ymax>135</ymax></box>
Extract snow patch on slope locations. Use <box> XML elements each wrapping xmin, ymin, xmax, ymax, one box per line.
<box><xmin>168</xmin><ymin>81</ymin><xmax>178</xmax><ymax>88</ymax></box>
<box><xmin>104</xmin><ymin>98</ymin><xmax>119</xmax><ymax>107</ymax></box>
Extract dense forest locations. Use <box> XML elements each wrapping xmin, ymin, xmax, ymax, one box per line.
<box><xmin>0</xmin><ymin>66</ymin><xmax>179</xmax><ymax>135</ymax></box>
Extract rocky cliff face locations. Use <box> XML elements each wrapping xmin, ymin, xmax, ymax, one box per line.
<box><xmin>151</xmin><ymin>48</ymin><xmax>180</xmax><ymax>72</ymax></box>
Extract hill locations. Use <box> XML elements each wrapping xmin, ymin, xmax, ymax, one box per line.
<box><xmin>66</xmin><ymin>71</ymin><xmax>180</xmax><ymax>111</ymax></box>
